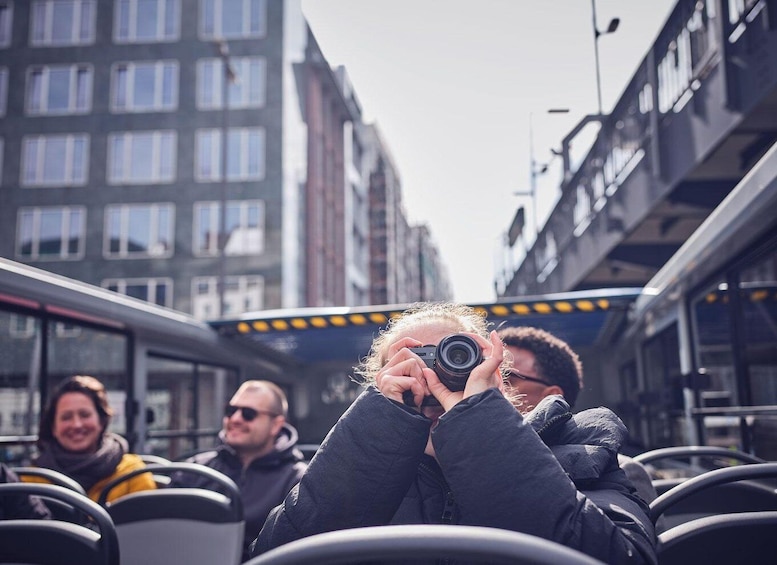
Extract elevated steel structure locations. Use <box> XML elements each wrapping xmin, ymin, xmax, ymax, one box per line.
<box><xmin>501</xmin><ymin>0</ymin><xmax>777</xmax><ymax>296</ymax></box>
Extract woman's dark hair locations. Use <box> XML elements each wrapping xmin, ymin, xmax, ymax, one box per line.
<box><xmin>38</xmin><ymin>375</ymin><xmax>113</xmax><ymax>445</ymax></box>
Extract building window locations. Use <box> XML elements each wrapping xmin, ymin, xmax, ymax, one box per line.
<box><xmin>9</xmin><ymin>316</ymin><xmax>77</xmax><ymax>338</ymax></box>
<box><xmin>17</xmin><ymin>206</ymin><xmax>85</xmax><ymax>260</ymax></box>
<box><xmin>0</xmin><ymin>2</ymin><xmax>12</xmax><ymax>47</ymax></box>
<box><xmin>200</xmin><ymin>0</ymin><xmax>266</xmax><ymax>39</ymax></box>
<box><xmin>114</xmin><ymin>0</ymin><xmax>179</xmax><ymax>43</ymax></box>
<box><xmin>0</xmin><ymin>67</ymin><xmax>6</xmax><ymax>115</ymax></box>
<box><xmin>108</xmin><ymin>130</ymin><xmax>176</xmax><ymax>184</ymax></box>
<box><xmin>9</xmin><ymin>314</ymin><xmax>35</xmax><ymax>338</ymax></box>
<box><xmin>197</xmin><ymin>56</ymin><xmax>266</xmax><ymax>109</ymax></box>
<box><xmin>103</xmin><ymin>277</ymin><xmax>173</xmax><ymax>307</ymax></box>
<box><xmin>30</xmin><ymin>0</ymin><xmax>95</xmax><ymax>46</ymax></box>
<box><xmin>194</xmin><ymin>200</ymin><xmax>264</xmax><ymax>256</ymax></box>
<box><xmin>195</xmin><ymin>127</ymin><xmax>265</xmax><ymax>182</ymax></box>
<box><xmin>112</xmin><ymin>61</ymin><xmax>178</xmax><ymax>112</ymax></box>
<box><xmin>26</xmin><ymin>64</ymin><xmax>93</xmax><ymax>115</ymax></box>
<box><xmin>22</xmin><ymin>134</ymin><xmax>89</xmax><ymax>187</ymax></box>
<box><xmin>192</xmin><ymin>275</ymin><xmax>262</xmax><ymax>319</ymax></box>
<box><xmin>105</xmin><ymin>203</ymin><xmax>174</xmax><ymax>258</ymax></box>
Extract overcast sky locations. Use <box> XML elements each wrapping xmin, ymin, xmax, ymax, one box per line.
<box><xmin>300</xmin><ymin>0</ymin><xmax>677</xmax><ymax>303</ymax></box>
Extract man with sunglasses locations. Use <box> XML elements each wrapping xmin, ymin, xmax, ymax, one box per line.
<box><xmin>171</xmin><ymin>380</ymin><xmax>307</xmax><ymax>561</ymax></box>
<box><xmin>498</xmin><ymin>326</ymin><xmax>659</xmax><ymax>513</ymax></box>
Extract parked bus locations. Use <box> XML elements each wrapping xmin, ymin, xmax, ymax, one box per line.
<box><xmin>0</xmin><ymin>259</ymin><xmax>295</xmax><ymax>462</ymax></box>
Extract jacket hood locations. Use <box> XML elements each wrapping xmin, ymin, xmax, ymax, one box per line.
<box><xmin>525</xmin><ymin>394</ymin><xmax>626</xmax><ymax>449</ymax></box>
<box><xmin>524</xmin><ymin>394</ymin><xmax>627</xmax><ymax>484</ymax></box>
<box><xmin>274</xmin><ymin>422</ymin><xmax>302</xmax><ymax>454</ymax></box>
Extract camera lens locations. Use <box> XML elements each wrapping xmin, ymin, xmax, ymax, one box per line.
<box><xmin>434</xmin><ymin>334</ymin><xmax>483</xmax><ymax>391</ymax></box>
<box><xmin>447</xmin><ymin>344</ymin><xmax>474</xmax><ymax>367</ymax></box>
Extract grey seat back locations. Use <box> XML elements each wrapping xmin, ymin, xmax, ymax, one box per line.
<box><xmin>649</xmin><ymin>462</ymin><xmax>777</xmax><ymax>526</ymax></box>
<box><xmin>11</xmin><ymin>466</ymin><xmax>87</xmax><ymax>496</ymax></box>
<box><xmin>97</xmin><ymin>463</ymin><xmax>244</xmax><ymax>565</ymax></box>
<box><xmin>137</xmin><ymin>455</ymin><xmax>173</xmax><ymax>486</ymax></box>
<box><xmin>657</xmin><ymin>511</ymin><xmax>777</xmax><ymax>565</ymax></box>
<box><xmin>244</xmin><ymin>524</ymin><xmax>605</xmax><ymax>565</ymax></box>
<box><xmin>13</xmin><ymin>466</ymin><xmax>88</xmax><ymax>522</ymax></box>
<box><xmin>0</xmin><ymin>483</ymin><xmax>119</xmax><ymax>565</ymax></box>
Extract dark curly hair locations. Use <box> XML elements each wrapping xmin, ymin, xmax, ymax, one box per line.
<box><xmin>38</xmin><ymin>375</ymin><xmax>113</xmax><ymax>446</ymax></box>
<box><xmin>497</xmin><ymin>326</ymin><xmax>583</xmax><ymax>408</ymax></box>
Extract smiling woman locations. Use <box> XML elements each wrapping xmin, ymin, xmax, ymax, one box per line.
<box><xmin>21</xmin><ymin>375</ymin><xmax>156</xmax><ymax>503</ymax></box>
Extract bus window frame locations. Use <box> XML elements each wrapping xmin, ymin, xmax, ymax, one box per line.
<box><xmin>686</xmin><ymin>228</ymin><xmax>777</xmax><ymax>454</ymax></box>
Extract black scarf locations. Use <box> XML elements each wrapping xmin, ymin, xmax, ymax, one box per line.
<box><xmin>35</xmin><ymin>433</ymin><xmax>127</xmax><ymax>493</ymax></box>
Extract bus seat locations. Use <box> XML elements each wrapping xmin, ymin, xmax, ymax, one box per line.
<box><xmin>138</xmin><ymin>454</ymin><xmax>173</xmax><ymax>487</ymax></box>
<box><xmin>97</xmin><ymin>463</ymin><xmax>244</xmax><ymax>565</ymax></box>
<box><xmin>12</xmin><ymin>466</ymin><xmax>87</xmax><ymax>495</ymax></box>
<box><xmin>633</xmin><ymin>445</ymin><xmax>766</xmax><ymax>480</ymax></box>
<box><xmin>138</xmin><ymin>454</ymin><xmax>172</xmax><ymax>466</ymax></box>
<box><xmin>650</xmin><ymin>462</ymin><xmax>777</xmax><ymax>530</ymax></box>
<box><xmin>0</xmin><ymin>482</ymin><xmax>119</xmax><ymax>565</ymax></box>
<box><xmin>657</xmin><ymin>511</ymin><xmax>777</xmax><ymax>565</ymax></box>
<box><xmin>243</xmin><ymin>524</ymin><xmax>605</xmax><ymax>565</ymax></box>
<box><xmin>652</xmin><ymin>478</ymin><xmax>686</xmax><ymax>497</ymax></box>
<box><xmin>13</xmin><ymin>466</ymin><xmax>89</xmax><ymax>521</ymax></box>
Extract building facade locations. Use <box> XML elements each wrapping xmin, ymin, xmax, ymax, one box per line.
<box><xmin>0</xmin><ymin>0</ymin><xmax>449</xmax><ymax>319</ymax></box>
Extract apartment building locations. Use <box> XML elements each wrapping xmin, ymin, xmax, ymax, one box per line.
<box><xmin>0</xmin><ymin>0</ymin><xmax>449</xmax><ymax>319</ymax></box>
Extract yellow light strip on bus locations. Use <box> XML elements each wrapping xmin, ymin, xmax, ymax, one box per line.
<box><xmin>511</xmin><ymin>304</ymin><xmax>532</xmax><ymax>315</ymax></box>
<box><xmin>228</xmin><ymin>296</ymin><xmax>628</xmax><ymax>333</ymax></box>
<box><xmin>576</xmin><ymin>300</ymin><xmax>594</xmax><ymax>311</ymax></box>
<box><xmin>330</xmin><ymin>316</ymin><xmax>347</xmax><ymax>326</ymax></box>
<box><xmin>751</xmin><ymin>290</ymin><xmax>768</xmax><ymax>301</ymax></box>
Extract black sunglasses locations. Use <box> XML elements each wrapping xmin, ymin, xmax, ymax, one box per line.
<box><xmin>506</xmin><ymin>370</ymin><xmax>553</xmax><ymax>387</ymax></box>
<box><xmin>224</xmin><ymin>404</ymin><xmax>278</xmax><ymax>422</ymax></box>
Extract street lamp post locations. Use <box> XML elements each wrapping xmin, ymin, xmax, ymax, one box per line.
<box><xmin>216</xmin><ymin>39</ymin><xmax>236</xmax><ymax>319</ymax></box>
<box><xmin>514</xmin><ymin>109</ymin><xmax>569</xmax><ymax>239</ymax></box>
<box><xmin>591</xmin><ymin>0</ymin><xmax>620</xmax><ymax>115</ymax></box>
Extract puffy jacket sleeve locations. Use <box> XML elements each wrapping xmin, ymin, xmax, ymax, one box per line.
<box><xmin>432</xmin><ymin>389</ymin><xmax>657</xmax><ymax>565</ymax></box>
<box><xmin>250</xmin><ymin>387</ymin><xmax>430</xmax><ymax>556</ymax></box>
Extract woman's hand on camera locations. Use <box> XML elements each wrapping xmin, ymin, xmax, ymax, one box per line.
<box><xmin>426</xmin><ymin>331</ymin><xmax>504</xmax><ymax>412</ymax></box>
<box><xmin>376</xmin><ymin>337</ymin><xmax>433</xmax><ymax>407</ymax></box>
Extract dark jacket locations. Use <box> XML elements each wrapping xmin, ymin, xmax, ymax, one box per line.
<box><xmin>171</xmin><ymin>423</ymin><xmax>307</xmax><ymax>561</ymax></box>
<box><xmin>250</xmin><ymin>388</ymin><xmax>657</xmax><ymax>564</ymax></box>
<box><xmin>0</xmin><ymin>463</ymin><xmax>52</xmax><ymax>520</ymax></box>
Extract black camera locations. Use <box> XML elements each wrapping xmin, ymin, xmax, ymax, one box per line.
<box><xmin>409</xmin><ymin>333</ymin><xmax>483</xmax><ymax>392</ymax></box>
